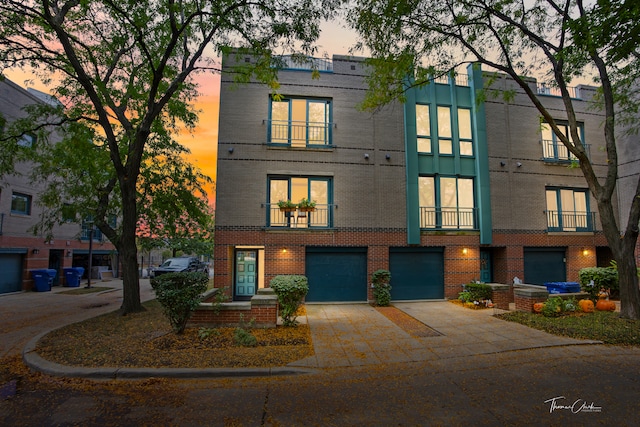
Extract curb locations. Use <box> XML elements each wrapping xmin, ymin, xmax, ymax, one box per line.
<box><xmin>22</xmin><ymin>330</ymin><xmax>316</xmax><ymax>380</ymax></box>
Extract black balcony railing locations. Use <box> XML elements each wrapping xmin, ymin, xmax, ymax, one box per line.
<box><xmin>542</xmin><ymin>139</ymin><xmax>590</xmax><ymax>162</ymax></box>
<box><xmin>419</xmin><ymin>207</ymin><xmax>478</xmax><ymax>230</ymax></box>
<box><xmin>268</xmin><ymin>120</ymin><xmax>332</xmax><ymax>146</ymax></box>
<box><xmin>267</xmin><ymin>204</ymin><xmax>334</xmax><ymax>228</ymax></box>
<box><xmin>546</xmin><ymin>210</ymin><xmax>596</xmax><ymax>232</ymax></box>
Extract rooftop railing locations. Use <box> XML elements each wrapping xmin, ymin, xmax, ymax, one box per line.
<box><xmin>273</xmin><ymin>55</ymin><xmax>333</xmax><ymax>72</ymax></box>
<box><xmin>537</xmin><ymin>84</ymin><xmax>581</xmax><ymax>99</ymax></box>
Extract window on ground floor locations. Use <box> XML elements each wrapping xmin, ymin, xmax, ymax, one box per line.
<box><xmin>419</xmin><ymin>176</ymin><xmax>476</xmax><ymax>229</ymax></box>
<box><xmin>268</xmin><ymin>176</ymin><xmax>332</xmax><ymax>228</ymax></box>
<box><xmin>545</xmin><ymin>187</ymin><xmax>595</xmax><ymax>231</ymax></box>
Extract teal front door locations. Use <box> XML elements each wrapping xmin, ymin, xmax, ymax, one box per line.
<box><xmin>235</xmin><ymin>250</ymin><xmax>257</xmax><ymax>300</ymax></box>
<box><xmin>480</xmin><ymin>249</ymin><xmax>492</xmax><ymax>283</ymax></box>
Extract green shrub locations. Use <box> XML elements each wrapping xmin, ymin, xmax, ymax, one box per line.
<box><xmin>234</xmin><ymin>328</ymin><xmax>258</xmax><ymax>347</ymax></box>
<box><xmin>458</xmin><ymin>290</ymin><xmax>473</xmax><ymax>303</ymax></box>
<box><xmin>463</xmin><ymin>283</ymin><xmax>492</xmax><ymax>302</ymax></box>
<box><xmin>150</xmin><ymin>271</ymin><xmax>209</xmax><ymax>334</ymax></box>
<box><xmin>372</xmin><ymin>269</ymin><xmax>392</xmax><ymax>306</ymax></box>
<box><xmin>579</xmin><ymin>266</ymin><xmax>618</xmax><ymax>300</ymax></box>
<box><xmin>542</xmin><ymin>296</ymin><xmax>563</xmax><ymax>317</ymax></box>
<box><xmin>270</xmin><ymin>275</ymin><xmax>309</xmax><ymax>326</ymax></box>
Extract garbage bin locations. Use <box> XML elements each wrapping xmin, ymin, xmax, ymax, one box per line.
<box><xmin>30</xmin><ymin>269</ymin><xmax>52</xmax><ymax>292</ymax></box>
<box><xmin>545</xmin><ymin>282</ymin><xmax>581</xmax><ymax>294</ymax></box>
<box><xmin>63</xmin><ymin>267</ymin><xmax>85</xmax><ymax>287</ymax></box>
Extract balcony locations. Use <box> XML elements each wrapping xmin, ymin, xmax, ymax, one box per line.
<box><xmin>419</xmin><ymin>207</ymin><xmax>478</xmax><ymax>230</ymax></box>
<box><xmin>266</xmin><ymin>204</ymin><xmax>334</xmax><ymax>228</ymax></box>
<box><xmin>541</xmin><ymin>139</ymin><xmax>590</xmax><ymax>163</ymax></box>
<box><xmin>267</xmin><ymin>120</ymin><xmax>332</xmax><ymax>147</ymax></box>
<box><xmin>546</xmin><ymin>210</ymin><xmax>596</xmax><ymax>232</ymax></box>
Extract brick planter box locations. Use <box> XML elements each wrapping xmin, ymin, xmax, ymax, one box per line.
<box><xmin>514</xmin><ymin>287</ymin><xmax>549</xmax><ymax>312</ymax></box>
<box><xmin>484</xmin><ymin>283</ymin><xmax>511</xmax><ymax>310</ymax></box>
<box><xmin>514</xmin><ymin>285</ymin><xmax>589</xmax><ymax>313</ymax></box>
<box><xmin>188</xmin><ymin>288</ymin><xmax>279</xmax><ymax>328</ymax></box>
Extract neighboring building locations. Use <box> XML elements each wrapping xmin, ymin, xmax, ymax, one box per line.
<box><xmin>0</xmin><ymin>78</ymin><xmax>117</xmax><ymax>293</ymax></box>
<box><xmin>214</xmin><ymin>53</ymin><xmax>612</xmax><ymax>302</ymax></box>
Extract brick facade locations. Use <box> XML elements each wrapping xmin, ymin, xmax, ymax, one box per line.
<box><xmin>214</xmin><ymin>52</ymin><xmax>623</xmax><ymax>304</ymax></box>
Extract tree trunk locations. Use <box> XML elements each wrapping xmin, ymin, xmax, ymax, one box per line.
<box><xmin>118</xmin><ymin>180</ymin><xmax>144</xmax><ymax>314</ymax></box>
<box><xmin>598</xmin><ymin>198</ymin><xmax>640</xmax><ymax>319</ymax></box>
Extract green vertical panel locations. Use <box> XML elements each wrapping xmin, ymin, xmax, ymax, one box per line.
<box><xmin>404</xmin><ymin>83</ymin><xmax>421</xmax><ymax>245</ymax></box>
<box><xmin>468</xmin><ymin>63</ymin><xmax>492</xmax><ymax>244</ymax></box>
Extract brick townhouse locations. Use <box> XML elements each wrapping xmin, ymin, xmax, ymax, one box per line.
<box><xmin>214</xmin><ymin>53</ymin><xmax>614</xmax><ymax>303</ymax></box>
<box><xmin>0</xmin><ymin>78</ymin><xmax>118</xmax><ymax>293</ymax></box>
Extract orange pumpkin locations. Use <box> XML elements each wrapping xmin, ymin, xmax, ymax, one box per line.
<box><xmin>596</xmin><ymin>299</ymin><xmax>616</xmax><ymax>312</ymax></box>
<box><xmin>578</xmin><ymin>299</ymin><xmax>595</xmax><ymax>313</ymax></box>
<box><xmin>533</xmin><ymin>302</ymin><xmax>545</xmax><ymax>313</ymax></box>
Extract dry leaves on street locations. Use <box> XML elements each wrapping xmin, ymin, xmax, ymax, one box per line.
<box><xmin>35</xmin><ymin>300</ymin><xmax>313</xmax><ymax>369</ymax></box>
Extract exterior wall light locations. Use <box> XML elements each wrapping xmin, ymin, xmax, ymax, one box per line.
<box><xmin>32</xmin><ymin>248</ymin><xmax>40</xmax><ymax>255</ymax></box>
<box><xmin>462</xmin><ymin>248</ymin><xmax>468</xmax><ymax>255</ymax></box>
<box><xmin>364</xmin><ymin>153</ymin><xmax>369</xmax><ymax>160</ymax></box>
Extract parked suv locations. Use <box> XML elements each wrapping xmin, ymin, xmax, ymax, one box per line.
<box><xmin>150</xmin><ymin>256</ymin><xmax>208</xmax><ymax>278</ymax></box>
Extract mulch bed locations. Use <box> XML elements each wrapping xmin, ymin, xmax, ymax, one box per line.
<box><xmin>375</xmin><ymin>306</ymin><xmax>441</xmax><ymax>338</ymax></box>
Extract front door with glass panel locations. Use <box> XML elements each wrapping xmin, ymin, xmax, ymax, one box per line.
<box><xmin>235</xmin><ymin>250</ymin><xmax>257</xmax><ymax>300</ymax></box>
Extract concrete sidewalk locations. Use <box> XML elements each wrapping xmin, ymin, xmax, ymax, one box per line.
<box><xmin>290</xmin><ymin>301</ymin><xmax>601</xmax><ymax>369</ymax></box>
<box><xmin>5</xmin><ymin>280</ymin><xmax>603</xmax><ymax>378</ymax></box>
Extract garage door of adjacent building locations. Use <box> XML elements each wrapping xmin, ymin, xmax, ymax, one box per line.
<box><xmin>524</xmin><ymin>247</ymin><xmax>566</xmax><ymax>285</ymax></box>
<box><xmin>0</xmin><ymin>253</ymin><xmax>23</xmax><ymax>294</ymax></box>
<box><xmin>305</xmin><ymin>247</ymin><xmax>367</xmax><ymax>302</ymax></box>
<box><xmin>389</xmin><ymin>247</ymin><xmax>444</xmax><ymax>300</ymax></box>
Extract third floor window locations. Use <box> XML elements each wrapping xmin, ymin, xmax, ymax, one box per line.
<box><xmin>541</xmin><ymin>122</ymin><xmax>589</xmax><ymax>162</ymax></box>
<box><xmin>268</xmin><ymin>97</ymin><xmax>332</xmax><ymax>147</ymax></box>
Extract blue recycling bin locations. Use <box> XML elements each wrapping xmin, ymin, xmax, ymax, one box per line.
<box><xmin>31</xmin><ymin>269</ymin><xmax>52</xmax><ymax>292</ymax></box>
<box><xmin>63</xmin><ymin>267</ymin><xmax>85</xmax><ymax>287</ymax></box>
<box><xmin>545</xmin><ymin>282</ymin><xmax>581</xmax><ymax>294</ymax></box>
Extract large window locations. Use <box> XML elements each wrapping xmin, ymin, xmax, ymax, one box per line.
<box><xmin>269</xmin><ymin>97</ymin><xmax>332</xmax><ymax>147</ymax></box>
<box><xmin>268</xmin><ymin>176</ymin><xmax>332</xmax><ymax>228</ymax></box>
<box><xmin>546</xmin><ymin>187</ymin><xmax>594</xmax><ymax>231</ymax></box>
<box><xmin>541</xmin><ymin>122</ymin><xmax>587</xmax><ymax>162</ymax></box>
<box><xmin>419</xmin><ymin>176</ymin><xmax>476</xmax><ymax>229</ymax></box>
<box><xmin>11</xmin><ymin>192</ymin><xmax>32</xmax><ymax>215</ymax></box>
<box><xmin>437</xmin><ymin>106</ymin><xmax>453</xmax><ymax>155</ymax></box>
<box><xmin>416</xmin><ymin>104</ymin><xmax>431</xmax><ymax>153</ymax></box>
<box><xmin>458</xmin><ymin>108</ymin><xmax>473</xmax><ymax>156</ymax></box>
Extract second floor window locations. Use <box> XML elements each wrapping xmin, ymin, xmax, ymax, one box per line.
<box><xmin>268</xmin><ymin>176</ymin><xmax>332</xmax><ymax>228</ymax></box>
<box><xmin>268</xmin><ymin>97</ymin><xmax>332</xmax><ymax>147</ymax></box>
<box><xmin>11</xmin><ymin>192</ymin><xmax>32</xmax><ymax>215</ymax></box>
<box><xmin>545</xmin><ymin>187</ymin><xmax>595</xmax><ymax>232</ymax></box>
<box><xmin>419</xmin><ymin>176</ymin><xmax>476</xmax><ymax>229</ymax></box>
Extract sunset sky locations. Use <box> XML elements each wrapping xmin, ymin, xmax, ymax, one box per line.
<box><xmin>3</xmin><ymin>20</ymin><xmax>358</xmax><ymax>206</ymax></box>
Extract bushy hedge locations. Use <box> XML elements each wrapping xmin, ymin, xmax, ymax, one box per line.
<box><xmin>579</xmin><ymin>267</ymin><xmax>619</xmax><ymax>300</ymax></box>
<box><xmin>151</xmin><ymin>271</ymin><xmax>209</xmax><ymax>334</ymax></box>
<box><xmin>371</xmin><ymin>269</ymin><xmax>392</xmax><ymax>306</ymax></box>
<box><xmin>458</xmin><ymin>282</ymin><xmax>492</xmax><ymax>302</ymax></box>
<box><xmin>270</xmin><ymin>275</ymin><xmax>309</xmax><ymax>326</ymax></box>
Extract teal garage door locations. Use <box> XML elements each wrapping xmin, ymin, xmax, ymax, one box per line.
<box><xmin>0</xmin><ymin>254</ymin><xmax>23</xmax><ymax>294</ymax></box>
<box><xmin>389</xmin><ymin>248</ymin><xmax>444</xmax><ymax>300</ymax></box>
<box><xmin>524</xmin><ymin>247</ymin><xmax>566</xmax><ymax>285</ymax></box>
<box><xmin>305</xmin><ymin>247</ymin><xmax>367</xmax><ymax>302</ymax></box>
